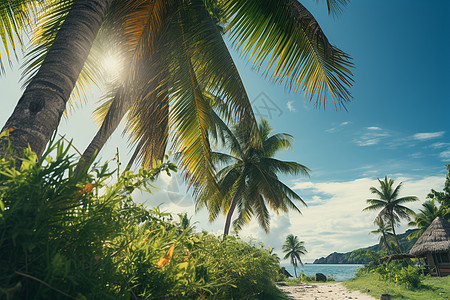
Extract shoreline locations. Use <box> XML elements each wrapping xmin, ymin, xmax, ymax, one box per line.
<box><xmin>276</xmin><ymin>282</ymin><xmax>376</xmax><ymax>300</ymax></box>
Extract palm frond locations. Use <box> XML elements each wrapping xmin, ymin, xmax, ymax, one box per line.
<box><xmin>225</xmin><ymin>0</ymin><xmax>353</xmax><ymax>108</ymax></box>
<box><xmin>0</xmin><ymin>0</ymin><xmax>38</xmax><ymax>72</ymax></box>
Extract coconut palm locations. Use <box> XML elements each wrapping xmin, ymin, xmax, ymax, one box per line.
<box><xmin>363</xmin><ymin>176</ymin><xmax>418</xmax><ymax>252</ymax></box>
<box><xmin>408</xmin><ymin>199</ymin><xmax>450</xmax><ymax>239</ymax></box>
<box><xmin>282</xmin><ymin>234</ymin><xmax>307</xmax><ymax>278</ymax></box>
<box><xmin>1</xmin><ymin>0</ymin><xmax>110</xmax><ymax>158</ymax></box>
<box><xmin>370</xmin><ymin>216</ymin><xmax>394</xmax><ymax>254</ymax></box>
<box><xmin>197</xmin><ymin>118</ymin><xmax>309</xmax><ymax>236</ymax></box>
<box><xmin>1</xmin><ymin>0</ymin><xmax>353</xmax><ymax>167</ymax></box>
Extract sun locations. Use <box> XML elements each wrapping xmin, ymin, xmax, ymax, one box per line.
<box><xmin>102</xmin><ymin>52</ymin><xmax>123</xmax><ymax>81</ymax></box>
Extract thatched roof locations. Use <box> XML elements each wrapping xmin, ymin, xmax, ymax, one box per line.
<box><xmin>409</xmin><ymin>217</ymin><xmax>450</xmax><ymax>256</ymax></box>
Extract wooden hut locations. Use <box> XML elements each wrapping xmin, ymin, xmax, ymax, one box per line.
<box><xmin>409</xmin><ymin>217</ymin><xmax>450</xmax><ymax>276</ymax></box>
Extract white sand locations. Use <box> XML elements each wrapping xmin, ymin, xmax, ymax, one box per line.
<box><xmin>276</xmin><ymin>282</ymin><xmax>377</xmax><ymax>300</ymax></box>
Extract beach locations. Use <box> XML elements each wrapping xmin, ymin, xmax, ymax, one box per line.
<box><xmin>276</xmin><ymin>282</ymin><xmax>376</xmax><ymax>300</ymax></box>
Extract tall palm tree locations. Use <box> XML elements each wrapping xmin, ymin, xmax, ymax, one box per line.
<box><xmin>282</xmin><ymin>234</ymin><xmax>307</xmax><ymax>278</ymax></box>
<box><xmin>197</xmin><ymin>119</ymin><xmax>309</xmax><ymax>236</ymax></box>
<box><xmin>408</xmin><ymin>199</ymin><xmax>450</xmax><ymax>239</ymax></box>
<box><xmin>1</xmin><ymin>0</ymin><xmax>353</xmax><ymax>167</ymax></box>
<box><xmin>363</xmin><ymin>176</ymin><xmax>418</xmax><ymax>252</ymax></box>
<box><xmin>1</xmin><ymin>0</ymin><xmax>110</xmax><ymax>158</ymax></box>
<box><xmin>370</xmin><ymin>216</ymin><xmax>394</xmax><ymax>254</ymax></box>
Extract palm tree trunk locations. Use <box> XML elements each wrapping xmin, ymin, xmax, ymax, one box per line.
<box><xmin>1</xmin><ymin>0</ymin><xmax>111</xmax><ymax>159</ymax></box>
<box><xmin>381</xmin><ymin>232</ymin><xmax>392</xmax><ymax>254</ymax></box>
<box><xmin>390</xmin><ymin>218</ymin><xmax>402</xmax><ymax>253</ymax></box>
<box><xmin>293</xmin><ymin>260</ymin><xmax>297</xmax><ymax>278</ymax></box>
<box><xmin>223</xmin><ymin>182</ymin><xmax>244</xmax><ymax>238</ymax></box>
<box><xmin>223</xmin><ymin>194</ymin><xmax>240</xmax><ymax>238</ymax></box>
<box><xmin>77</xmin><ymin>87</ymin><xmax>130</xmax><ymax>171</ymax></box>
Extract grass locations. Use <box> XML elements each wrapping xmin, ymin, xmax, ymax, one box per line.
<box><xmin>344</xmin><ymin>273</ymin><xmax>450</xmax><ymax>299</ymax></box>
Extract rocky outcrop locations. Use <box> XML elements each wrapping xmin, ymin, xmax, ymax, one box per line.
<box><xmin>315</xmin><ymin>273</ymin><xmax>327</xmax><ymax>281</ymax></box>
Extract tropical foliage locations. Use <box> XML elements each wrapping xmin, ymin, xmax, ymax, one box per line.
<box><xmin>2</xmin><ymin>0</ymin><xmax>353</xmax><ymax>179</ymax></box>
<box><xmin>363</xmin><ymin>176</ymin><xmax>418</xmax><ymax>252</ymax></box>
<box><xmin>0</xmin><ymin>0</ymin><xmax>39</xmax><ymax>72</ymax></box>
<box><xmin>426</xmin><ymin>164</ymin><xmax>450</xmax><ymax>214</ymax></box>
<box><xmin>197</xmin><ymin>119</ymin><xmax>309</xmax><ymax>236</ymax></box>
<box><xmin>408</xmin><ymin>165</ymin><xmax>450</xmax><ymax>239</ymax></box>
<box><xmin>408</xmin><ymin>199</ymin><xmax>450</xmax><ymax>239</ymax></box>
<box><xmin>370</xmin><ymin>216</ymin><xmax>395</xmax><ymax>253</ymax></box>
<box><xmin>282</xmin><ymin>234</ymin><xmax>307</xmax><ymax>278</ymax></box>
<box><xmin>0</xmin><ymin>135</ymin><xmax>282</xmax><ymax>299</ymax></box>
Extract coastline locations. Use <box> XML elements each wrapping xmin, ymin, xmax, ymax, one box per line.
<box><xmin>276</xmin><ymin>282</ymin><xmax>376</xmax><ymax>300</ymax></box>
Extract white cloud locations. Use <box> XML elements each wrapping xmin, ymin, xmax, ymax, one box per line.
<box><xmin>440</xmin><ymin>149</ymin><xmax>450</xmax><ymax>161</ymax></box>
<box><xmin>408</xmin><ymin>152</ymin><xmax>422</xmax><ymax>159</ymax></box>
<box><xmin>286</xmin><ymin>101</ymin><xmax>296</xmax><ymax>112</ymax></box>
<box><xmin>413</xmin><ymin>131</ymin><xmax>445</xmax><ymax>141</ymax></box>
<box><xmin>135</xmin><ymin>169</ymin><xmax>446</xmax><ymax>264</ymax></box>
<box><xmin>326</xmin><ymin>121</ymin><xmax>350</xmax><ymax>133</ymax></box>
<box><xmin>283</xmin><ymin>175</ymin><xmax>444</xmax><ymax>261</ymax></box>
<box><xmin>355</xmin><ymin>128</ymin><xmax>390</xmax><ymax>147</ymax></box>
<box><xmin>355</xmin><ymin>139</ymin><xmax>380</xmax><ymax>146</ymax></box>
<box><xmin>431</xmin><ymin>142</ymin><xmax>450</xmax><ymax>149</ymax></box>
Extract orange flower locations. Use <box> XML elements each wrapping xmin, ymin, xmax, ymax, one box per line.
<box><xmin>8</xmin><ymin>128</ymin><xmax>14</xmax><ymax>133</ymax></box>
<box><xmin>79</xmin><ymin>183</ymin><xmax>94</xmax><ymax>194</ymax></box>
<box><xmin>157</xmin><ymin>244</ymin><xmax>175</xmax><ymax>268</ymax></box>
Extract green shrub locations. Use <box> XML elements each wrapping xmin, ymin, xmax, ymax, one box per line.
<box><xmin>0</xmin><ymin>134</ymin><xmax>282</xmax><ymax>299</ymax></box>
<box><xmin>353</xmin><ymin>260</ymin><xmax>423</xmax><ymax>290</ymax></box>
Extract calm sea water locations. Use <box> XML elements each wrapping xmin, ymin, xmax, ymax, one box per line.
<box><xmin>281</xmin><ymin>264</ymin><xmax>364</xmax><ymax>282</ymax></box>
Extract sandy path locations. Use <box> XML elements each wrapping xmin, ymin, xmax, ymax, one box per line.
<box><xmin>276</xmin><ymin>282</ymin><xmax>376</xmax><ymax>300</ymax></box>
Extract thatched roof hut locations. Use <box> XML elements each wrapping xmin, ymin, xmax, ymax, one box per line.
<box><xmin>409</xmin><ymin>217</ymin><xmax>450</xmax><ymax>256</ymax></box>
<box><xmin>409</xmin><ymin>217</ymin><xmax>450</xmax><ymax>276</ymax></box>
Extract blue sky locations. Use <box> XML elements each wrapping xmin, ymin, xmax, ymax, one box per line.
<box><xmin>1</xmin><ymin>1</ymin><xmax>449</xmax><ymax>262</ymax></box>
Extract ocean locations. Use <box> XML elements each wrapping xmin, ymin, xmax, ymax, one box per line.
<box><xmin>281</xmin><ymin>264</ymin><xmax>364</xmax><ymax>282</ymax></box>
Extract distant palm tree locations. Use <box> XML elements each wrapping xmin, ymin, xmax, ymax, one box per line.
<box><xmin>268</xmin><ymin>246</ymin><xmax>281</xmax><ymax>262</ymax></box>
<box><xmin>282</xmin><ymin>234</ymin><xmax>307</xmax><ymax>278</ymax></box>
<box><xmin>176</xmin><ymin>212</ymin><xmax>194</xmax><ymax>236</ymax></box>
<box><xmin>370</xmin><ymin>217</ymin><xmax>394</xmax><ymax>254</ymax></box>
<box><xmin>197</xmin><ymin>119</ymin><xmax>309</xmax><ymax>237</ymax></box>
<box><xmin>408</xmin><ymin>199</ymin><xmax>450</xmax><ymax>239</ymax></box>
<box><xmin>363</xmin><ymin>177</ymin><xmax>418</xmax><ymax>252</ymax></box>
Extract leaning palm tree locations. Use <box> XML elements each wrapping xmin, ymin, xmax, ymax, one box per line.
<box><xmin>370</xmin><ymin>216</ymin><xmax>394</xmax><ymax>254</ymax></box>
<box><xmin>197</xmin><ymin>119</ymin><xmax>309</xmax><ymax>236</ymax></box>
<box><xmin>282</xmin><ymin>234</ymin><xmax>307</xmax><ymax>278</ymax></box>
<box><xmin>363</xmin><ymin>176</ymin><xmax>418</xmax><ymax>252</ymax></box>
<box><xmin>2</xmin><ymin>0</ymin><xmax>353</xmax><ymax>166</ymax></box>
<box><xmin>408</xmin><ymin>199</ymin><xmax>450</xmax><ymax>239</ymax></box>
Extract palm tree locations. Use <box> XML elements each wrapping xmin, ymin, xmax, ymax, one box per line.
<box><xmin>197</xmin><ymin>119</ymin><xmax>309</xmax><ymax>236</ymax></box>
<box><xmin>1</xmin><ymin>0</ymin><xmax>110</xmax><ymax>158</ymax></box>
<box><xmin>408</xmin><ymin>199</ymin><xmax>450</xmax><ymax>239</ymax></box>
<box><xmin>370</xmin><ymin>216</ymin><xmax>394</xmax><ymax>254</ymax></box>
<box><xmin>363</xmin><ymin>176</ymin><xmax>418</xmax><ymax>252</ymax></box>
<box><xmin>1</xmin><ymin>0</ymin><xmax>353</xmax><ymax>167</ymax></box>
<box><xmin>282</xmin><ymin>234</ymin><xmax>307</xmax><ymax>278</ymax></box>
<box><xmin>176</xmin><ymin>213</ymin><xmax>195</xmax><ymax>236</ymax></box>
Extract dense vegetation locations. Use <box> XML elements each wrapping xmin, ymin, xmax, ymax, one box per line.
<box><xmin>0</xmin><ymin>136</ymin><xmax>284</xmax><ymax>299</ymax></box>
<box><xmin>345</xmin><ymin>263</ymin><xmax>450</xmax><ymax>299</ymax></box>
